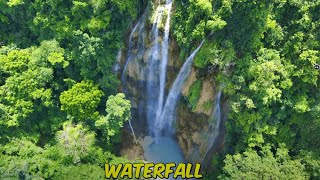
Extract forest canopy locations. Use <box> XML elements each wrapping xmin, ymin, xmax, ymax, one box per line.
<box><xmin>172</xmin><ymin>0</ymin><xmax>320</xmax><ymax>179</ymax></box>
<box><xmin>1</xmin><ymin>0</ymin><xmax>320</xmax><ymax>179</ymax></box>
<box><xmin>0</xmin><ymin>0</ymin><xmax>144</xmax><ymax>178</ymax></box>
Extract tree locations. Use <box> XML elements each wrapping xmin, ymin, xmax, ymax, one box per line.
<box><xmin>56</xmin><ymin>121</ymin><xmax>96</xmax><ymax>164</ymax></box>
<box><xmin>299</xmin><ymin>151</ymin><xmax>320</xmax><ymax>180</ymax></box>
<box><xmin>95</xmin><ymin>93</ymin><xmax>131</xmax><ymax>144</ymax></box>
<box><xmin>172</xmin><ymin>0</ymin><xmax>227</xmax><ymax>51</ymax></box>
<box><xmin>247</xmin><ymin>48</ymin><xmax>293</xmax><ymax>105</ymax></box>
<box><xmin>0</xmin><ymin>139</ymin><xmax>58</xmax><ymax>179</ymax></box>
<box><xmin>60</xmin><ymin>80</ymin><xmax>103</xmax><ymax>121</ymax></box>
<box><xmin>69</xmin><ymin>30</ymin><xmax>120</xmax><ymax>94</ymax></box>
<box><xmin>0</xmin><ymin>45</ymin><xmax>57</xmax><ymax>131</ymax></box>
<box><xmin>219</xmin><ymin>145</ymin><xmax>309</xmax><ymax>180</ymax></box>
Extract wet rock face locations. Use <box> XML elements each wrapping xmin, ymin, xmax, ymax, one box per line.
<box><xmin>176</xmin><ymin>104</ymin><xmax>208</xmax><ymax>162</ymax></box>
<box><xmin>175</xmin><ymin>64</ymin><xmax>225</xmax><ymax>163</ymax></box>
<box><xmin>126</xmin><ymin>39</ymin><xmax>180</xmax><ymax>82</ymax></box>
<box><xmin>125</xmin><ymin>38</ymin><xmax>181</xmax><ymax>112</ymax></box>
<box><xmin>175</xmin><ymin>95</ymin><xmax>228</xmax><ymax>164</ymax></box>
<box><xmin>127</xmin><ymin>58</ymin><xmax>146</xmax><ymax>81</ymax></box>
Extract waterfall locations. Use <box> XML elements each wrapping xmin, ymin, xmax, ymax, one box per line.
<box><xmin>146</xmin><ymin>6</ymin><xmax>162</xmax><ymax>135</ymax></box>
<box><xmin>121</xmin><ymin>0</ymin><xmax>207</xmax><ymax>167</ymax></box>
<box><xmin>156</xmin><ymin>1</ymin><xmax>172</xmax><ymax>124</ymax></box>
<box><xmin>146</xmin><ymin>1</ymin><xmax>173</xmax><ymax>136</ymax></box>
<box><xmin>154</xmin><ymin>39</ymin><xmax>206</xmax><ymax>137</ymax></box>
<box><xmin>121</xmin><ymin>19</ymin><xmax>140</xmax><ymax>89</ymax></box>
<box><xmin>121</xmin><ymin>13</ymin><xmax>146</xmax><ymax>94</ymax></box>
<box><xmin>143</xmin><ymin>38</ymin><xmax>205</xmax><ymax>173</ymax></box>
<box><xmin>202</xmin><ymin>90</ymin><xmax>222</xmax><ymax>161</ymax></box>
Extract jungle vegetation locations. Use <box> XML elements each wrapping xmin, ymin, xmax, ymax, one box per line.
<box><xmin>0</xmin><ymin>0</ymin><xmax>319</xmax><ymax>179</ymax></box>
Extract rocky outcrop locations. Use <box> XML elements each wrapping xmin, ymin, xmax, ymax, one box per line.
<box><xmin>176</xmin><ymin>86</ymin><xmax>227</xmax><ymax>164</ymax></box>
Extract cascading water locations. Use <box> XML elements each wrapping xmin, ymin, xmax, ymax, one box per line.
<box><xmin>202</xmin><ymin>90</ymin><xmax>222</xmax><ymax>162</ymax></box>
<box><xmin>146</xmin><ymin>0</ymin><xmax>175</xmax><ymax>137</ymax></box>
<box><xmin>121</xmin><ymin>20</ymin><xmax>140</xmax><ymax>92</ymax></box>
<box><xmin>146</xmin><ymin>5</ymin><xmax>163</xmax><ymax>135</ymax></box>
<box><xmin>156</xmin><ymin>0</ymin><xmax>172</xmax><ymax>123</ymax></box>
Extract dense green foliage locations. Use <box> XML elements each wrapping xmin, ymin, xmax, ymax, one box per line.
<box><xmin>186</xmin><ymin>80</ymin><xmax>202</xmax><ymax>111</ymax></box>
<box><xmin>60</xmin><ymin>80</ymin><xmax>104</xmax><ymax>121</ymax></box>
<box><xmin>0</xmin><ymin>0</ymin><xmax>144</xmax><ymax>178</ymax></box>
<box><xmin>219</xmin><ymin>145</ymin><xmax>309</xmax><ymax>179</ymax></box>
<box><xmin>95</xmin><ymin>93</ymin><xmax>132</xmax><ymax>145</ymax></box>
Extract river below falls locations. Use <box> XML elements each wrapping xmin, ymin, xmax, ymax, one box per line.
<box><xmin>143</xmin><ymin>136</ymin><xmax>187</xmax><ymax>180</ymax></box>
<box><xmin>143</xmin><ymin>136</ymin><xmax>184</xmax><ymax>164</ymax></box>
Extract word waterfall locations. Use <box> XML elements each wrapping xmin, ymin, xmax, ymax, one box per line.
<box><xmin>105</xmin><ymin>163</ymin><xmax>203</xmax><ymax>179</ymax></box>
